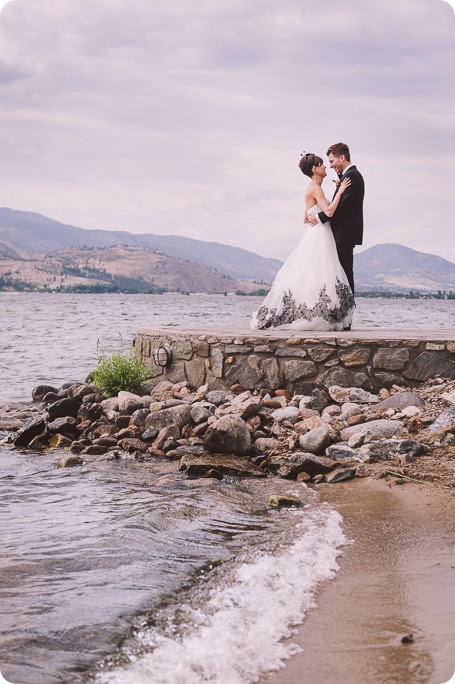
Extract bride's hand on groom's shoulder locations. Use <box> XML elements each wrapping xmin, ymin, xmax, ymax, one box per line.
<box><xmin>339</xmin><ymin>177</ymin><xmax>351</xmax><ymax>193</ymax></box>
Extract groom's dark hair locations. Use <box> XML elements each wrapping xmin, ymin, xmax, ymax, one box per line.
<box><xmin>327</xmin><ymin>143</ymin><xmax>350</xmax><ymax>161</ymax></box>
<box><xmin>299</xmin><ymin>152</ymin><xmax>323</xmax><ymax>178</ymax></box>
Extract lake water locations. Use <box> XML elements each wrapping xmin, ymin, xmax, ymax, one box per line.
<box><xmin>0</xmin><ymin>293</ymin><xmax>454</xmax><ymax>684</ymax></box>
<box><xmin>1</xmin><ymin>293</ymin><xmax>454</xmax><ymax>404</ymax></box>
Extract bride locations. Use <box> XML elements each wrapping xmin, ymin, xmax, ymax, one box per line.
<box><xmin>250</xmin><ymin>152</ymin><xmax>355</xmax><ymax>331</ymax></box>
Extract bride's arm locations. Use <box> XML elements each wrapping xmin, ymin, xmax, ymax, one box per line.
<box><xmin>313</xmin><ymin>178</ymin><xmax>351</xmax><ymax>218</ymax></box>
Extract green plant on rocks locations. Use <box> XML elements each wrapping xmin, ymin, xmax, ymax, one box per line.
<box><xmin>91</xmin><ymin>341</ymin><xmax>148</xmax><ymax>397</ymax></box>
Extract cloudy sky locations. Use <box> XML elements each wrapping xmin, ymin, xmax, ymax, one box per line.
<box><xmin>1</xmin><ymin>0</ymin><xmax>454</xmax><ymax>261</ymax></box>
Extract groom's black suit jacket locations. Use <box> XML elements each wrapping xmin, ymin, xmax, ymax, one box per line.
<box><xmin>318</xmin><ymin>165</ymin><xmax>365</xmax><ymax>245</ymax></box>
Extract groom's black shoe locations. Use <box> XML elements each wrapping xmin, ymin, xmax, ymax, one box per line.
<box><xmin>342</xmin><ymin>325</ymin><xmax>351</xmax><ymax>331</ymax></box>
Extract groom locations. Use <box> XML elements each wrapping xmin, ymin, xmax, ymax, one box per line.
<box><xmin>307</xmin><ymin>142</ymin><xmax>365</xmax><ymax>298</ymax></box>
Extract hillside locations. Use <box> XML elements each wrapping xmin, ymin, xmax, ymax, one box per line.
<box><xmin>0</xmin><ymin>208</ymin><xmax>281</xmax><ymax>282</ymax></box>
<box><xmin>0</xmin><ymin>245</ymin><xmax>260</xmax><ymax>294</ymax></box>
<box><xmin>355</xmin><ymin>244</ymin><xmax>455</xmax><ymax>292</ymax></box>
<box><xmin>1</xmin><ymin>208</ymin><xmax>455</xmax><ymax>292</ymax></box>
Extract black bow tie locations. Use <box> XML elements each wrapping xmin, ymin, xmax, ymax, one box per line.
<box><xmin>338</xmin><ymin>172</ymin><xmax>343</xmax><ymax>179</ymax></box>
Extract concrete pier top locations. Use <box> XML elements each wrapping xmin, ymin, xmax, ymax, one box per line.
<box><xmin>137</xmin><ymin>326</ymin><xmax>455</xmax><ymax>342</ymax></box>
<box><xmin>135</xmin><ymin>326</ymin><xmax>455</xmax><ymax>393</ymax></box>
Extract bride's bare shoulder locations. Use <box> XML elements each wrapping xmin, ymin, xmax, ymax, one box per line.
<box><xmin>304</xmin><ymin>180</ymin><xmax>318</xmax><ymax>206</ymax></box>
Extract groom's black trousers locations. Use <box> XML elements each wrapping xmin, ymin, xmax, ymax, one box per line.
<box><xmin>336</xmin><ymin>244</ymin><xmax>355</xmax><ymax>295</ymax></box>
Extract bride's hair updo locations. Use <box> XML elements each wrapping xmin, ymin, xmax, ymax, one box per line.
<box><xmin>299</xmin><ymin>152</ymin><xmax>323</xmax><ymax>178</ymax></box>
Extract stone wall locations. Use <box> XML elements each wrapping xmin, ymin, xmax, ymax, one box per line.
<box><xmin>135</xmin><ymin>327</ymin><xmax>455</xmax><ymax>394</ymax></box>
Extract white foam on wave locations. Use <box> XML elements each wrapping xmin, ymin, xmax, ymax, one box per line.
<box><xmin>95</xmin><ymin>504</ymin><xmax>346</xmax><ymax>684</ymax></box>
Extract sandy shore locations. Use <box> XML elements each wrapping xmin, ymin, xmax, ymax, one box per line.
<box><xmin>262</xmin><ymin>478</ymin><xmax>455</xmax><ymax>684</ymax></box>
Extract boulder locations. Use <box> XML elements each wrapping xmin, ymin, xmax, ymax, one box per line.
<box><xmin>329</xmin><ymin>386</ymin><xmax>379</xmax><ymax>404</ymax></box>
<box><xmin>326</xmin><ymin>444</ymin><xmax>362</xmax><ymax>462</ymax></box>
<box><xmin>254</xmin><ymin>437</ymin><xmax>283</xmax><ymax>455</ymax></box>
<box><xmin>358</xmin><ymin>439</ymin><xmax>427</xmax><ymax>462</ymax></box>
<box><xmin>77</xmin><ymin>402</ymin><xmax>103</xmax><ymax>423</ymax></box>
<box><xmin>14</xmin><ymin>416</ymin><xmax>46</xmax><ymax>447</ymax></box>
<box><xmin>204</xmin><ymin>415</ymin><xmax>252</xmax><ymax>455</ymax></box>
<box><xmin>117</xmin><ymin>391</ymin><xmax>144</xmax><ymax>415</ymax></box>
<box><xmin>376</xmin><ymin>391</ymin><xmax>425</xmax><ymax>411</ymax></box>
<box><xmin>271</xmin><ymin>407</ymin><xmax>300</xmax><ymax>423</ymax></box>
<box><xmin>190</xmin><ymin>405</ymin><xmax>214</xmax><ymax>425</ymax></box>
<box><xmin>298</xmin><ymin>425</ymin><xmax>332</xmax><ymax>455</ymax></box>
<box><xmin>326</xmin><ymin>468</ymin><xmax>357</xmax><ymax>483</ymax></box>
<box><xmin>32</xmin><ymin>384</ymin><xmax>58</xmax><ymax>401</ymax></box>
<box><xmin>47</xmin><ymin>416</ymin><xmax>78</xmax><ymax>434</ymax></box>
<box><xmin>426</xmin><ymin>406</ymin><xmax>455</xmax><ymax>434</ymax></box>
<box><xmin>144</xmin><ymin>404</ymin><xmax>191</xmax><ymax>431</ymax></box>
<box><xmin>341</xmin><ymin>419</ymin><xmax>404</xmax><ymax>441</ymax></box>
<box><xmin>268</xmin><ymin>452</ymin><xmax>333</xmax><ymax>479</ymax></box>
<box><xmin>47</xmin><ymin>397</ymin><xmax>80</xmax><ymax>420</ymax></box>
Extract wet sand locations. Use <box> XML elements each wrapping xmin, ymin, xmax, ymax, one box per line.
<box><xmin>263</xmin><ymin>478</ymin><xmax>455</xmax><ymax>684</ymax></box>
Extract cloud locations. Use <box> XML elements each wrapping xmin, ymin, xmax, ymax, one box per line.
<box><xmin>0</xmin><ymin>0</ymin><xmax>454</xmax><ymax>261</ymax></box>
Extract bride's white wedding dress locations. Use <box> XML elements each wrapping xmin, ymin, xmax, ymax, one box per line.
<box><xmin>250</xmin><ymin>204</ymin><xmax>355</xmax><ymax>331</ymax></box>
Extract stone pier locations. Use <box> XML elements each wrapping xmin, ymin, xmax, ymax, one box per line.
<box><xmin>135</xmin><ymin>327</ymin><xmax>455</xmax><ymax>394</ymax></box>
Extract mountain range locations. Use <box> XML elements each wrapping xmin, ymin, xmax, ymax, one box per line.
<box><xmin>1</xmin><ymin>207</ymin><xmax>455</xmax><ymax>293</ymax></box>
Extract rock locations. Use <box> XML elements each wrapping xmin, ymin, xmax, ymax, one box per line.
<box><xmin>41</xmin><ymin>392</ymin><xmax>60</xmax><ymax>405</ymax></box>
<box><xmin>144</xmin><ymin>404</ymin><xmax>191</xmax><ymax>431</ymax></box>
<box><xmin>56</xmin><ymin>455</ymin><xmax>83</xmax><ymax>467</ymax></box>
<box><xmin>346</xmin><ymin>414</ymin><xmax>367</xmax><ymax>426</ymax></box>
<box><xmin>206</xmin><ymin>390</ymin><xmax>231</xmax><ymax>405</ymax></box>
<box><xmin>373</xmin><ymin>348</ymin><xmax>410</xmax><ymax>370</ymax></box>
<box><xmin>376</xmin><ymin>391</ymin><xmax>425</xmax><ymax>411</ymax></box>
<box><xmin>403</xmin><ymin>352</ymin><xmax>455</xmax><ymax>381</ymax></box>
<box><xmin>204</xmin><ymin>415</ymin><xmax>252</xmax><ymax>455</ymax></box>
<box><xmin>77</xmin><ymin>402</ymin><xmax>104</xmax><ymax>423</ymax></box>
<box><xmin>298</xmin><ymin>425</ymin><xmax>332</xmax><ymax>455</ymax></box>
<box><xmin>117</xmin><ymin>391</ymin><xmax>144</xmax><ymax>415</ymax></box>
<box><xmin>329</xmin><ymin>386</ymin><xmax>379</xmax><ymax>404</ymax></box>
<box><xmin>358</xmin><ymin>439</ymin><xmax>427</xmax><ymax>462</ymax></box>
<box><xmin>47</xmin><ymin>397</ymin><xmax>80</xmax><ymax>420</ymax></box>
<box><xmin>254</xmin><ymin>437</ymin><xmax>283</xmax><ymax>455</ymax></box>
<box><xmin>117</xmin><ymin>438</ymin><xmax>148</xmax><ymax>452</ymax></box>
<box><xmin>339</xmin><ymin>402</ymin><xmax>362</xmax><ymax>420</ymax></box>
<box><xmin>70</xmin><ymin>384</ymin><xmax>97</xmax><ymax>401</ymax></box>
<box><xmin>347</xmin><ymin>429</ymin><xmax>375</xmax><ymax>448</ymax></box>
<box><xmin>0</xmin><ymin>417</ymin><xmax>24</xmax><ymax>431</ymax></box>
<box><xmin>13</xmin><ymin>416</ymin><xmax>46</xmax><ymax>447</ymax></box>
<box><xmin>271</xmin><ymin>407</ymin><xmax>300</xmax><ymax>423</ymax></box>
<box><xmin>179</xmin><ymin>454</ymin><xmax>266</xmax><ymax>478</ymax></box>
<box><xmin>310</xmin><ymin>388</ymin><xmax>330</xmax><ymax>411</ymax></box>
<box><xmin>441</xmin><ymin>389</ymin><xmax>455</xmax><ymax>405</ymax></box>
<box><xmin>326</xmin><ymin>444</ymin><xmax>362</xmax><ymax>462</ymax></box>
<box><xmin>129</xmin><ymin>408</ymin><xmax>150</xmax><ymax>429</ymax></box>
<box><xmin>47</xmin><ymin>416</ymin><xmax>78</xmax><ymax>434</ymax></box>
<box><xmin>32</xmin><ymin>384</ymin><xmax>58</xmax><ymax>401</ymax></box>
<box><xmin>151</xmin><ymin>380</ymin><xmax>174</xmax><ymax>397</ymax></box>
<box><xmin>268</xmin><ymin>452</ymin><xmax>333</xmax><ymax>479</ymax></box>
<box><xmin>190</xmin><ymin>405</ymin><xmax>213</xmax><ymax>425</ymax></box>
<box><xmin>141</xmin><ymin>426</ymin><xmax>159</xmax><ymax>442</ymax></box>
<box><xmin>326</xmin><ymin>468</ymin><xmax>357</xmax><ymax>483</ymax></box>
<box><xmin>269</xmin><ymin>494</ymin><xmax>303</xmax><ymax>508</ymax></box>
<box><xmin>100</xmin><ymin>397</ymin><xmax>119</xmax><ymax>412</ymax></box>
<box><xmin>341</xmin><ymin>419</ymin><xmax>404</xmax><ymax>441</ymax></box>
<box><xmin>93</xmin><ymin>436</ymin><xmax>118</xmax><ymax>448</ymax></box>
<box><xmin>83</xmin><ymin>445</ymin><xmax>109</xmax><ymax>455</ymax></box>
<box><xmin>323</xmin><ymin>369</ymin><xmax>370</xmax><ymax>390</ymax></box>
<box><xmin>69</xmin><ymin>441</ymin><xmax>86</xmax><ymax>452</ymax></box>
<box><xmin>49</xmin><ymin>434</ymin><xmax>72</xmax><ymax>448</ymax></box>
<box><xmin>152</xmin><ymin>425</ymin><xmax>182</xmax><ymax>450</ymax></box>
<box><xmin>426</xmin><ymin>406</ymin><xmax>455</xmax><ymax>434</ymax></box>
<box><xmin>398</xmin><ymin>406</ymin><xmax>421</xmax><ymax>418</ymax></box>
